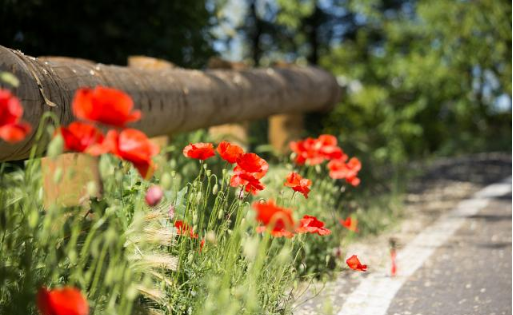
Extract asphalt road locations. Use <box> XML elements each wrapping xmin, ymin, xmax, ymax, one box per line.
<box><xmin>386</xmin><ymin>193</ymin><xmax>512</xmax><ymax>315</ymax></box>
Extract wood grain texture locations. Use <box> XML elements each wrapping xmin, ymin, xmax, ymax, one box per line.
<box><xmin>0</xmin><ymin>45</ymin><xmax>340</xmax><ymax>161</ymax></box>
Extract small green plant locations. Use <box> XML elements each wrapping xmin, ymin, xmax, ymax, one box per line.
<box><xmin>0</xmin><ymin>84</ymin><xmax>394</xmax><ymax>315</ymax></box>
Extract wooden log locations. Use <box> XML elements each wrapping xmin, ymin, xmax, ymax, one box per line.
<box><xmin>0</xmin><ymin>45</ymin><xmax>340</xmax><ymax>161</ymax></box>
<box><xmin>127</xmin><ymin>55</ymin><xmax>175</xmax><ymax>151</ymax></box>
<box><xmin>207</xmin><ymin>57</ymin><xmax>250</xmax><ymax>148</ymax></box>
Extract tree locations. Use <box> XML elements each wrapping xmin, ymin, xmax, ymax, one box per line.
<box><xmin>0</xmin><ymin>0</ymin><xmax>217</xmax><ymax>67</ymax></box>
<box><xmin>321</xmin><ymin>0</ymin><xmax>511</xmax><ymax>163</ymax></box>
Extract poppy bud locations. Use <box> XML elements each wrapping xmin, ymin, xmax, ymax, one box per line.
<box><xmin>168</xmin><ymin>205</ymin><xmax>175</xmax><ymax>220</ymax></box>
<box><xmin>206</xmin><ymin>231</ymin><xmax>216</xmax><ymax>244</ymax></box>
<box><xmin>99</xmin><ymin>157</ymin><xmax>113</xmax><ymax>177</ymax></box>
<box><xmin>47</xmin><ymin>134</ymin><xmax>64</xmax><ymax>159</ymax></box>
<box><xmin>53</xmin><ymin>167</ymin><xmax>63</xmax><ymax>183</ymax></box>
<box><xmin>86</xmin><ymin>181</ymin><xmax>98</xmax><ymax>197</ymax></box>
<box><xmin>145</xmin><ymin>185</ymin><xmax>163</xmax><ymax>207</ymax></box>
<box><xmin>161</xmin><ymin>173</ymin><xmax>172</xmax><ymax>190</ymax></box>
<box><xmin>212</xmin><ymin>184</ymin><xmax>219</xmax><ymax>195</ymax></box>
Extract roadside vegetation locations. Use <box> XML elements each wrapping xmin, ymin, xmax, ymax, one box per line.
<box><xmin>0</xmin><ymin>83</ymin><xmax>379</xmax><ymax>315</ymax></box>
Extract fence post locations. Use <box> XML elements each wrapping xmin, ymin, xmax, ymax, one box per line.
<box><xmin>42</xmin><ymin>153</ymin><xmax>102</xmax><ymax>208</ymax></box>
<box><xmin>268</xmin><ymin>62</ymin><xmax>305</xmax><ymax>154</ymax></box>
<box><xmin>268</xmin><ymin>113</ymin><xmax>304</xmax><ymax>154</ymax></box>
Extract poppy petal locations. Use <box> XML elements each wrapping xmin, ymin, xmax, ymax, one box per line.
<box><xmin>0</xmin><ymin>122</ymin><xmax>31</xmax><ymax>143</ymax></box>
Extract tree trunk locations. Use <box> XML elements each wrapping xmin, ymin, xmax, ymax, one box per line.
<box><xmin>249</xmin><ymin>0</ymin><xmax>263</xmax><ymax>66</ymax></box>
<box><xmin>0</xmin><ymin>45</ymin><xmax>340</xmax><ymax>161</ymax></box>
<box><xmin>306</xmin><ymin>3</ymin><xmax>321</xmax><ymax>65</ymax></box>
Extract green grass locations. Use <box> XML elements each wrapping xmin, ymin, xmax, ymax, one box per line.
<box><xmin>0</xmin><ymin>127</ymin><xmax>405</xmax><ymax>314</ymax></box>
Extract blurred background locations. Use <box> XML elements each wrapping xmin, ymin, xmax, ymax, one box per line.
<box><xmin>1</xmin><ymin>0</ymin><xmax>511</xmax><ymax>171</ymax></box>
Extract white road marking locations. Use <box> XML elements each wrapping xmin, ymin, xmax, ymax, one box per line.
<box><xmin>337</xmin><ymin>177</ymin><xmax>512</xmax><ymax>315</ymax></box>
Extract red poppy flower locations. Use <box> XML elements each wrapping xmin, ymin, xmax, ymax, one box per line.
<box><xmin>296</xmin><ymin>215</ymin><xmax>331</xmax><ymax>235</ymax></box>
<box><xmin>346</xmin><ymin>255</ymin><xmax>367</xmax><ymax>271</ymax></box>
<box><xmin>217</xmin><ymin>141</ymin><xmax>244</xmax><ymax>164</ymax></box>
<box><xmin>256</xmin><ymin>225</ymin><xmax>294</xmax><ymax>238</ymax></box>
<box><xmin>391</xmin><ymin>249</ymin><xmax>397</xmax><ymax>277</ymax></box>
<box><xmin>183</xmin><ymin>143</ymin><xmax>215</xmax><ymax>160</ymax></box>
<box><xmin>37</xmin><ymin>287</ymin><xmax>89</xmax><ymax>315</ymax></box>
<box><xmin>230</xmin><ymin>171</ymin><xmax>265</xmax><ymax>195</ymax></box>
<box><xmin>0</xmin><ymin>123</ymin><xmax>32</xmax><ymax>143</ymax></box>
<box><xmin>87</xmin><ymin>129</ymin><xmax>159</xmax><ymax>179</ymax></box>
<box><xmin>58</xmin><ymin>122</ymin><xmax>104</xmax><ymax>153</ymax></box>
<box><xmin>339</xmin><ymin>217</ymin><xmax>358</xmax><ymax>232</ymax></box>
<box><xmin>317</xmin><ymin>134</ymin><xmax>337</xmax><ymax>146</ymax></box>
<box><xmin>252</xmin><ymin>200</ymin><xmax>295</xmax><ymax>234</ymax></box>
<box><xmin>327</xmin><ymin>157</ymin><xmax>361</xmax><ymax>186</ymax></box>
<box><xmin>284</xmin><ymin>172</ymin><xmax>312</xmax><ymax>198</ymax></box>
<box><xmin>174</xmin><ymin>220</ymin><xmax>198</xmax><ymax>239</ymax></box>
<box><xmin>72</xmin><ymin>86</ymin><xmax>141</xmax><ymax>127</ymax></box>
<box><xmin>289</xmin><ymin>137</ymin><xmax>324</xmax><ymax>166</ymax></box>
<box><xmin>318</xmin><ymin>135</ymin><xmax>347</xmax><ymax>161</ymax></box>
<box><xmin>145</xmin><ymin>185</ymin><xmax>163</xmax><ymax>207</ymax></box>
<box><xmin>0</xmin><ymin>89</ymin><xmax>31</xmax><ymax>143</ymax></box>
<box><xmin>235</xmin><ymin>153</ymin><xmax>268</xmax><ymax>178</ymax></box>
<box><xmin>290</xmin><ymin>135</ymin><xmax>347</xmax><ymax>165</ymax></box>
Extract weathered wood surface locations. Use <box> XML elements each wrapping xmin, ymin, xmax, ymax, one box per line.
<box><xmin>0</xmin><ymin>45</ymin><xmax>340</xmax><ymax>161</ymax></box>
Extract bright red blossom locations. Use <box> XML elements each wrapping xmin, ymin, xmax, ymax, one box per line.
<box><xmin>230</xmin><ymin>171</ymin><xmax>265</xmax><ymax>195</ymax></box>
<box><xmin>235</xmin><ymin>153</ymin><xmax>268</xmax><ymax>178</ymax></box>
<box><xmin>0</xmin><ymin>89</ymin><xmax>31</xmax><ymax>143</ymax></box>
<box><xmin>256</xmin><ymin>225</ymin><xmax>294</xmax><ymax>238</ymax></box>
<box><xmin>284</xmin><ymin>172</ymin><xmax>312</xmax><ymax>198</ymax></box>
<box><xmin>296</xmin><ymin>215</ymin><xmax>331</xmax><ymax>235</ymax></box>
<box><xmin>88</xmin><ymin>129</ymin><xmax>159</xmax><ymax>179</ymax></box>
<box><xmin>289</xmin><ymin>137</ymin><xmax>324</xmax><ymax>165</ymax></box>
<box><xmin>391</xmin><ymin>249</ymin><xmax>397</xmax><ymax>277</ymax></box>
<box><xmin>183</xmin><ymin>143</ymin><xmax>215</xmax><ymax>160</ymax></box>
<box><xmin>37</xmin><ymin>287</ymin><xmax>89</xmax><ymax>315</ymax></box>
<box><xmin>230</xmin><ymin>152</ymin><xmax>268</xmax><ymax>195</ymax></box>
<box><xmin>58</xmin><ymin>122</ymin><xmax>104</xmax><ymax>153</ymax></box>
<box><xmin>340</xmin><ymin>217</ymin><xmax>358</xmax><ymax>232</ymax></box>
<box><xmin>72</xmin><ymin>86</ymin><xmax>141</xmax><ymax>127</ymax></box>
<box><xmin>217</xmin><ymin>141</ymin><xmax>244</xmax><ymax>163</ymax></box>
<box><xmin>289</xmin><ymin>134</ymin><xmax>347</xmax><ymax>165</ymax></box>
<box><xmin>328</xmin><ymin>157</ymin><xmax>361</xmax><ymax>186</ymax></box>
<box><xmin>318</xmin><ymin>134</ymin><xmax>347</xmax><ymax>161</ymax></box>
<box><xmin>174</xmin><ymin>220</ymin><xmax>198</xmax><ymax>239</ymax></box>
<box><xmin>252</xmin><ymin>200</ymin><xmax>295</xmax><ymax>235</ymax></box>
<box><xmin>346</xmin><ymin>255</ymin><xmax>367</xmax><ymax>271</ymax></box>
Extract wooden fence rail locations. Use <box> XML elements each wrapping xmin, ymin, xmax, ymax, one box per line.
<box><xmin>0</xmin><ymin>45</ymin><xmax>340</xmax><ymax>161</ymax></box>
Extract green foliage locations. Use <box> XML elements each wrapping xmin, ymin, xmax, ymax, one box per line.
<box><xmin>0</xmin><ymin>0</ymin><xmax>217</xmax><ymax>67</ymax></box>
<box><xmin>0</xmin><ymin>157</ymin><xmax>168</xmax><ymax>314</ymax></box>
<box><xmin>232</xmin><ymin>0</ymin><xmax>511</xmax><ymax>167</ymax></box>
<box><xmin>320</xmin><ymin>0</ymin><xmax>512</xmax><ymax>164</ymax></box>
<box><xmin>0</xmin><ymin>116</ymin><xmax>396</xmax><ymax>314</ymax></box>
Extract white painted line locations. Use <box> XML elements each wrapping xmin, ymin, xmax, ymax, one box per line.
<box><xmin>337</xmin><ymin>177</ymin><xmax>512</xmax><ymax>315</ymax></box>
